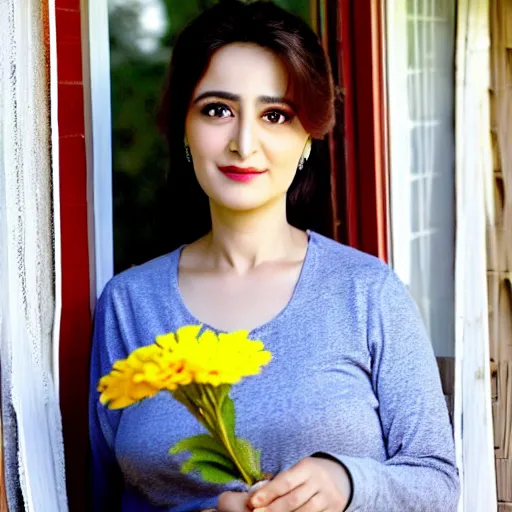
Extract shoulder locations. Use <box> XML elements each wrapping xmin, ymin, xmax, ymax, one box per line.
<box><xmin>308</xmin><ymin>232</ymin><xmax>416</xmax><ymax>313</ymax></box>
<box><xmin>97</xmin><ymin>248</ymin><xmax>180</xmax><ymax>309</ymax></box>
<box><xmin>309</xmin><ymin>231</ymin><xmax>391</xmax><ymax>289</ymax></box>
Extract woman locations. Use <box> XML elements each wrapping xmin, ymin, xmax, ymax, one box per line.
<box><xmin>89</xmin><ymin>1</ymin><xmax>460</xmax><ymax>511</ymax></box>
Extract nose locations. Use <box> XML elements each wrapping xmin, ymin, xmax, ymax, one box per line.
<box><xmin>232</xmin><ymin>113</ymin><xmax>258</xmax><ymax>159</ymax></box>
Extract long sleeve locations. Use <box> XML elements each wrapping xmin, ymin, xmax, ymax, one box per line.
<box><xmin>326</xmin><ymin>270</ymin><xmax>460</xmax><ymax>511</ymax></box>
<box><xmin>89</xmin><ymin>284</ymin><xmax>124</xmax><ymax>511</ymax></box>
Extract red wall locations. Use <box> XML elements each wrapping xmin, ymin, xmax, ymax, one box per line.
<box><xmin>56</xmin><ymin>1</ymin><xmax>91</xmax><ymax>510</ymax></box>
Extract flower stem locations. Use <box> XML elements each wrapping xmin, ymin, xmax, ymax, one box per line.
<box><xmin>175</xmin><ymin>384</ymin><xmax>255</xmax><ymax>485</ymax></box>
<box><xmin>175</xmin><ymin>387</ymin><xmax>216</xmax><ymax>433</ymax></box>
<box><xmin>204</xmin><ymin>386</ymin><xmax>254</xmax><ymax>485</ymax></box>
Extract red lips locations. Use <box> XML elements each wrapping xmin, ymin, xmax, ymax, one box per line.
<box><xmin>217</xmin><ymin>166</ymin><xmax>266</xmax><ymax>174</ymax></box>
<box><xmin>217</xmin><ymin>165</ymin><xmax>267</xmax><ymax>182</ymax></box>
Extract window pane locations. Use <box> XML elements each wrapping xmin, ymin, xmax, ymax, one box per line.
<box><xmin>387</xmin><ymin>0</ymin><xmax>456</xmax><ymax>358</ymax></box>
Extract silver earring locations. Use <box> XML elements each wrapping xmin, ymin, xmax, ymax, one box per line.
<box><xmin>298</xmin><ymin>137</ymin><xmax>312</xmax><ymax>171</ymax></box>
<box><xmin>185</xmin><ymin>143</ymin><xmax>192</xmax><ymax>163</ymax></box>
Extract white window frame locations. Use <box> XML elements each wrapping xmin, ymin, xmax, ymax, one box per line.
<box><xmin>454</xmin><ymin>0</ymin><xmax>497</xmax><ymax>509</ymax></box>
<box><xmin>81</xmin><ymin>0</ymin><xmax>114</xmax><ymax>309</ymax></box>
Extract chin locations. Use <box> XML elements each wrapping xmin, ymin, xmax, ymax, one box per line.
<box><xmin>209</xmin><ymin>188</ymin><xmax>276</xmax><ymax>213</ymax></box>
<box><xmin>214</xmin><ymin>196</ymin><xmax>270</xmax><ymax>212</ymax></box>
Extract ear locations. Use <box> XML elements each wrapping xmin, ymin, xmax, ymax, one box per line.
<box><xmin>303</xmin><ymin>137</ymin><xmax>312</xmax><ymax>161</ymax></box>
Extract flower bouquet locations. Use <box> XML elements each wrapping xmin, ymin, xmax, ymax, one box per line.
<box><xmin>98</xmin><ymin>325</ymin><xmax>272</xmax><ymax>486</ymax></box>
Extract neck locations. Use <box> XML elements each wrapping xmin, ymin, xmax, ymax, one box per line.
<box><xmin>205</xmin><ymin>196</ymin><xmax>305</xmax><ymax>272</ymax></box>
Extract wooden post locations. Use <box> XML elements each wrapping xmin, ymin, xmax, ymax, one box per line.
<box><xmin>454</xmin><ymin>0</ymin><xmax>498</xmax><ymax>509</ymax></box>
<box><xmin>488</xmin><ymin>1</ymin><xmax>512</xmax><ymax>510</ymax></box>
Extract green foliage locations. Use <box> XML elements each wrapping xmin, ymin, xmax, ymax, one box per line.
<box><xmin>236</xmin><ymin>438</ymin><xmax>263</xmax><ymax>481</ymax></box>
<box><xmin>220</xmin><ymin>394</ymin><xmax>236</xmax><ymax>440</ymax></box>
<box><xmin>169</xmin><ymin>391</ymin><xmax>264</xmax><ymax>484</ymax></box>
<box><xmin>219</xmin><ymin>396</ymin><xmax>263</xmax><ymax>482</ymax></box>
<box><xmin>169</xmin><ymin>434</ymin><xmax>231</xmax><ymax>458</ymax></box>
<box><xmin>184</xmin><ymin>459</ymin><xmax>238</xmax><ymax>484</ymax></box>
<box><xmin>182</xmin><ymin>449</ymin><xmax>238</xmax><ymax>482</ymax></box>
<box><xmin>170</xmin><ymin>433</ymin><xmax>239</xmax><ymax>484</ymax></box>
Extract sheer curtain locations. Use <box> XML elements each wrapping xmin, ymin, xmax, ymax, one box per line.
<box><xmin>0</xmin><ymin>0</ymin><xmax>68</xmax><ymax>509</ymax></box>
<box><xmin>386</xmin><ymin>0</ymin><xmax>456</xmax><ymax>358</ymax></box>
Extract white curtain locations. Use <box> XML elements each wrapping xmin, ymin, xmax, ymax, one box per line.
<box><xmin>0</xmin><ymin>0</ymin><xmax>68</xmax><ymax>510</ymax></box>
<box><xmin>386</xmin><ymin>0</ymin><xmax>456</xmax><ymax>358</ymax></box>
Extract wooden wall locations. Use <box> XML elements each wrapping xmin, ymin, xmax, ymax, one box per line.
<box><xmin>489</xmin><ymin>2</ymin><xmax>512</xmax><ymax>510</ymax></box>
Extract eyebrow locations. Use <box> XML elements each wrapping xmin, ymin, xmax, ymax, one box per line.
<box><xmin>193</xmin><ymin>90</ymin><xmax>296</xmax><ymax>110</ymax></box>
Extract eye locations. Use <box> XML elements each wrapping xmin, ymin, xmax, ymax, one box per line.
<box><xmin>200</xmin><ymin>103</ymin><xmax>233</xmax><ymax>119</ymax></box>
<box><xmin>262</xmin><ymin>109</ymin><xmax>292</xmax><ymax>125</ymax></box>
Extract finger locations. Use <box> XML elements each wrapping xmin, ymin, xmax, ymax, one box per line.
<box><xmin>217</xmin><ymin>491</ymin><xmax>250</xmax><ymax>512</ymax></box>
<box><xmin>248</xmin><ymin>480</ymin><xmax>269</xmax><ymax>497</ymax></box>
<box><xmin>250</xmin><ymin>461</ymin><xmax>312</xmax><ymax>508</ymax></box>
<box><xmin>253</xmin><ymin>480</ymin><xmax>318</xmax><ymax>512</ymax></box>
<box><xmin>293</xmin><ymin>493</ymin><xmax>328</xmax><ymax>512</ymax></box>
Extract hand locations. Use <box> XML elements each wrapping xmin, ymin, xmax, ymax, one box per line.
<box><xmin>217</xmin><ymin>491</ymin><xmax>250</xmax><ymax>512</ymax></box>
<box><xmin>247</xmin><ymin>457</ymin><xmax>351</xmax><ymax>512</ymax></box>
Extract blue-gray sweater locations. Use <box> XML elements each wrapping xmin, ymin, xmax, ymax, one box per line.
<box><xmin>89</xmin><ymin>231</ymin><xmax>460</xmax><ymax>511</ymax></box>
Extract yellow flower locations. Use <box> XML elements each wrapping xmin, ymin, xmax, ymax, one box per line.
<box><xmin>98</xmin><ymin>324</ymin><xmax>272</xmax><ymax>409</ymax></box>
<box><xmin>97</xmin><ymin>325</ymin><xmax>271</xmax><ymax>486</ymax></box>
<box><xmin>154</xmin><ymin>352</ymin><xmax>195</xmax><ymax>391</ymax></box>
<box><xmin>98</xmin><ymin>344</ymin><xmax>165</xmax><ymax>409</ymax></box>
<box><xmin>156</xmin><ymin>326</ymin><xmax>272</xmax><ymax>386</ymax></box>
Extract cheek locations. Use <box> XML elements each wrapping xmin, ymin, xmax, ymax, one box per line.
<box><xmin>186</xmin><ymin>119</ymin><xmax>229</xmax><ymax>162</ymax></box>
<box><xmin>264</xmin><ymin>132</ymin><xmax>306</xmax><ymax>169</ymax></box>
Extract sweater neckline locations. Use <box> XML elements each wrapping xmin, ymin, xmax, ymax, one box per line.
<box><xmin>168</xmin><ymin>230</ymin><xmax>317</xmax><ymax>336</ymax></box>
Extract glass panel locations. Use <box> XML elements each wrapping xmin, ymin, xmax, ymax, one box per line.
<box><xmin>108</xmin><ymin>0</ymin><xmax>311</xmax><ymax>274</ymax></box>
<box><xmin>387</xmin><ymin>0</ymin><xmax>456</xmax><ymax>358</ymax></box>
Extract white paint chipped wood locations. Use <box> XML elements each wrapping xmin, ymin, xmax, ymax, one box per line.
<box><xmin>454</xmin><ymin>0</ymin><xmax>498</xmax><ymax>510</ymax></box>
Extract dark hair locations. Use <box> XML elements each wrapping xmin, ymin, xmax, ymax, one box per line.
<box><xmin>158</xmin><ymin>0</ymin><xmax>336</xmax><ymax>247</ymax></box>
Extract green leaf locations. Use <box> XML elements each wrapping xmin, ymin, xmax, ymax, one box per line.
<box><xmin>220</xmin><ymin>395</ymin><xmax>236</xmax><ymax>441</ymax></box>
<box><xmin>235</xmin><ymin>438</ymin><xmax>263</xmax><ymax>481</ymax></box>
<box><xmin>169</xmin><ymin>434</ymin><xmax>230</xmax><ymax>459</ymax></box>
<box><xmin>216</xmin><ymin>384</ymin><xmax>231</xmax><ymax>406</ymax></box>
<box><xmin>187</xmin><ymin>460</ymin><xmax>239</xmax><ymax>484</ymax></box>
<box><xmin>181</xmin><ymin>449</ymin><xmax>236</xmax><ymax>475</ymax></box>
<box><xmin>218</xmin><ymin>395</ymin><xmax>263</xmax><ymax>483</ymax></box>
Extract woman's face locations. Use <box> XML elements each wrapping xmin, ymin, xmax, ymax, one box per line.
<box><xmin>185</xmin><ymin>43</ymin><xmax>310</xmax><ymax>213</ymax></box>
